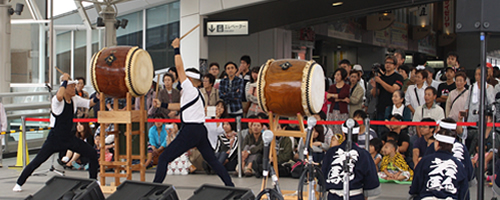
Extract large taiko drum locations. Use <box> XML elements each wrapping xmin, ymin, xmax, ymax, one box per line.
<box><xmin>91</xmin><ymin>46</ymin><xmax>154</xmax><ymax>98</ymax></box>
<box><xmin>256</xmin><ymin>59</ymin><xmax>325</xmax><ymax>117</ymax></box>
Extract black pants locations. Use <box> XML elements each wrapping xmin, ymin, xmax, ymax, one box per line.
<box><xmin>153</xmin><ymin>123</ymin><xmax>234</xmax><ymax>186</ymax></box>
<box><xmin>17</xmin><ymin>132</ymin><xmax>98</xmax><ymax>186</ymax></box>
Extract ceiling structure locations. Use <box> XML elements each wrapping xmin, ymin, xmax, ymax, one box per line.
<box><xmin>207</xmin><ymin>0</ymin><xmax>444</xmax><ymax>34</ymax></box>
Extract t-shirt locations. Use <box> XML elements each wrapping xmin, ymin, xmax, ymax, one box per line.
<box><xmin>50</xmin><ymin>95</ymin><xmax>90</xmax><ymax>127</ymax></box>
<box><xmin>376</xmin><ymin>73</ymin><xmax>404</xmax><ymax>115</ymax></box>
<box><xmin>437</xmin><ymin>82</ymin><xmax>456</xmax><ymax>109</ymax></box>
<box><xmin>381</xmin><ymin>131</ymin><xmax>411</xmax><ymax>157</ymax></box>
<box><xmin>413</xmin><ymin>136</ymin><xmax>428</xmax><ymax>158</ymax></box>
<box><xmin>180</xmin><ymin>79</ymin><xmax>205</xmax><ymax>123</ymax></box>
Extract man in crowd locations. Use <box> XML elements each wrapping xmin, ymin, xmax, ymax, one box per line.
<box><xmin>436</xmin><ymin>67</ymin><xmax>456</xmax><ymax>112</ymax></box>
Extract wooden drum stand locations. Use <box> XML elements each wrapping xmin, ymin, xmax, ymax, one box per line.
<box><xmin>97</xmin><ymin>93</ymin><xmax>147</xmax><ymax>193</ymax></box>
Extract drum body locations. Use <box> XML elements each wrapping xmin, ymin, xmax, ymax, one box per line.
<box><xmin>257</xmin><ymin>59</ymin><xmax>325</xmax><ymax>117</ymax></box>
<box><xmin>91</xmin><ymin>46</ymin><xmax>153</xmax><ymax>98</ymax></box>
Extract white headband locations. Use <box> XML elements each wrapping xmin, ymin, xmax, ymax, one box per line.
<box><xmin>342</xmin><ymin>126</ymin><xmax>360</xmax><ymax>134</ymax></box>
<box><xmin>433</xmin><ymin>133</ymin><xmax>455</xmax><ymax>144</ymax></box>
<box><xmin>416</xmin><ymin>65</ymin><xmax>426</xmax><ymax>70</ymax></box>
<box><xmin>185</xmin><ymin>71</ymin><xmax>200</xmax><ymax>80</ymax></box>
<box><xmin>438</xmin><ymin>120</ymin><xmax>457</xmax><ymax>130</ymax></box>
<box><xmin>62</xmin><ymin>80</ymin><xmax>78</xmax><ymax>85</ymax></box>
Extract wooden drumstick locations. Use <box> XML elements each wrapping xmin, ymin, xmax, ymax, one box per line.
<box><xmin>54</xmin><ymin>66</ymin><xmax>64</xmax><ymax>74</ymax></box>
<box><xmin>179</xmin><ymin>24</ymin><xmax>200</xmax><ymax>40</ymax></box>
<box><xmin>155</xmin><ymin>74</ymin><xmax>160</xmax><ymax>99</ymax></box>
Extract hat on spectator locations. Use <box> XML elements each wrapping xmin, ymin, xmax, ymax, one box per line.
<box><xmin>353</xmin><ymin>65</ymin><xmax>363</xmax><ymax>74</ymax></box>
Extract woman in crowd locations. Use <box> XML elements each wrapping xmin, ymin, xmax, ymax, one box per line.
<box><xmin>201</xmin><ymin>74</ymin><xmax>220</xmax><ymax>107</ymax></box>
<box><xmin>245</xmin><ymin>66</ymin><xmax>264</xmax><ymax>117</ymax></box>
<box><xmin>206</xmin><ymin>100</ymin><xmax>228</xmax><ymax>150</ymax></box>
<box><xmin>326</xmin><ymin>68</ymin><xmax>350</xmax><ymax>134</ymax></box>
<box><xmin>59</xmin><ymin>122</ymin><xmax>94</xmax><ymax>169</ymax></box>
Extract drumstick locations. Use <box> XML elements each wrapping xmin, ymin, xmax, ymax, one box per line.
<box><xmin>155</xmin><ymin>74</ymin><xmax>160</xmax><ymax>99</ymax></box>
<box><xmin>179</xmin><ymin>24</ymin><xmax>200</xmax><ymax>40</ymax></box>
<box><xmin>54</xmin><ymin>66</ymin><xmax>64</xmax><ymax>74</ymax></box>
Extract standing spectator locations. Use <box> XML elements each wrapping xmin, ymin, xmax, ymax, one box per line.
<box><xmin>338</xmin><ymin>59</ymin><xmax>352</xmax><ymax>73</ymax></box>
<box><xmin>219</xmin><ymin>62</ymin><xmax>245</xmax><ymax>118</ymax></box>
<box><xmin>405</xmin><ymin>69</ymin><xmax>428</xmax><ymax>114</ymax></box>
<box><xmin>209</xmin><ymin>62</ymin><xmax>221</xmax><ymax>89</ymax></box>
<box><xmin>327</xmin><ymin>68</ymin><xmax>350</xmax><ymax>134</ymax></box>
<box><xmin>167</xmin><ymin>67</ymin><xmax>180</xmax><ymax>90</ymax></box>
<box><xmin>436</xmin><ymin>67</ymin><xmax>456</xmax><ymax>111</ymax></box>
<box><xmin>245</xmin><ymin>66</ymin><xmax>264</xmax><ymax>117</ymax></box>
<box><xmin>435</xmin><ymin>52</ymin><xmax>459</xmax><ymax>81</ymax></box>
<box><xmin>237</xmin><ymin>55</ymin><xmax>252</xmax><ymax>82</ymax></box>
<box><xmin>446</xmin><ymin>72</ymin><xmax>469</xmax><ymax>121</ymax></box>
<box><xmin>372</xmin><ymin>55</ymin><xmax>404</xmax><ymax>129</ymax></box>
<box><xmin>352</xmin><ymin>65</ymin><xmax>366</xmax><ymax>95</ymax></box>
<box><xmin>425</xmin><ymin>66</ymin><xmax>441</xmax><ymax>90</ymax></box>
<box><xmin>149</xmin><ymin>73</ymin><xmax>180</xmax><ymax>118</ymax></box>
<box><xmin>365</xmin><ymin>77</ymin><xmax>378</xmax><ymax>120</ymax></box>
<box><xmin>398</xmin><ymin>64</ymin><xmax>411</xmax><ymax>92</ymax></box>
<box><xmin>201</xmin><ymin>74</ymin><xmax>220</xmax><ymax>107</ymax></box>
<box><xmin>135</xmin><ymin>79</ymin><xmax>156</xmax><ymax>115</ymax></box>
<box><xmin>75</xmin><ymin>77</ymin><xmax>89</xmax><ymax>118</ymax></box>
<box><xmin>413</xmin><ymin>87</ymin><xmax>445</xmax><ymax>138</ymax></box>
<box><xmin>465</xmin><ymin>67</ymin><xmax>496</xmax><ymax>148</ymax></box>
<box><xmin>348</xmin><ymin>70</ymin><xmax>364</xmax><ymax>118</ymax></box>
<box><xmin>394</xmin><ymin>49</ymin><xmax>406</xmax><ymax>72</ymax></box>
<box><xmin>0</xmin><ymin>101</ymin><xmax>6</xmax><ymax>167</ymax></box>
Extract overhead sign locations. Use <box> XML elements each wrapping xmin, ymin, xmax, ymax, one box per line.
<box><xmin>205</xmin><ymin>20</ymin><xmax>249</xmax><ymax>36</ymax></box>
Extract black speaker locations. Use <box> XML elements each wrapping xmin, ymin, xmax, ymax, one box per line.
<box><xmin>188</xmin><ymin>184</ymin><xmax>255</xmax><ymax>200</ymax></box>
<box><xmin>456</xmin><ymin>0</ymin><xmax>500</xmax><ymax>32</ymax></box>
<box><xmin>106</xmin><ymin>180</ymin><xmax>179</xmax><ymax>200</ymax></box>
<box><xmin>25</xmin><ymin>176</ymin><xmax>104</xmax><ymax>200</ymax></box>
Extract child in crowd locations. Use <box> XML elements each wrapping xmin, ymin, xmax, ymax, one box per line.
<box><xmin>378</xmin><ymin>140</ymin><xmax>413</xmax><ymax>181</ymax></box>
<box><xmin>369</xmin><ymin>138</ymin><xmax>383</xmax><ymax>171</ymax></box>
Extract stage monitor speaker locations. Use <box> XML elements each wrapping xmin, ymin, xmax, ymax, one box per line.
<box><xmin>456</xmin><ymin>0</ymin><xmax>500</xmax><ymax>32</ymax></box>
<box><xmin>106</xmin><ymin>180</ymin><xmax>179</xmax><ymax>200</ymax></box>
<box><xmin>188</xmin><ymin>184</ymin><xmax>255</xmax><ymax>200</ymax></box>
<box><xmin>25</xmin><ymin>176</ymin><xmax>104</xmax><ymax>200</ymax></box>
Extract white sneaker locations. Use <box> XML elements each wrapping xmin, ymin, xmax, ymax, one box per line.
<box><xmin>13</xmin><ymin>184</ymin><xmax>22</xmax><ymax>192</ymax></box>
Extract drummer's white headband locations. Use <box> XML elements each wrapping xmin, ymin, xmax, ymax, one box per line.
<box><xmin>185</xmin><ymin>72</ymin><xmax>201</xmax><ymax>80</ymax></box>
<box><xmin>342</xmin><ymin>126</ymin><xmax>360</xmax><ymax>135</ymax></box>
<box><xmin>433</xmin><ymin>133</ymin><xmax>455</xmax><ymax>144</ymax></box>
<box><xmin>438</xmin><ymin>120</ymin><xmax>457</xmax><ymax>130</ymax></box>
<box><xmin>62</xmin><ymin>80</ymin><xmax>78</xmax><ymax>85</ymax></box>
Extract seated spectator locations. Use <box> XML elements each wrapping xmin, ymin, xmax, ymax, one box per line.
<box><xmin>252</xmin><ymin>128</ymin><xmax>293</xmax><ymax>178</ymax></box>
<box><xmin>445</xmin><ymin>72</ymin><xmax>469</xmax><ymax>122</ymax></box>
<box><xmin>241</xmin><ymin>120</ymin><xmax>264</xmax><ymax>177</ymax></box>
<box><xmin>353</xmin><ymin>110</ymin><xmax>378</xmax><ymax>149</ymax></box>
<box><xmin>470</xmin><ymin>111</ymin><xmax>500</xmax><ymax>176</ymax></box>
<box><xmin>311</xmin><ymin>125</ymin><xmax>328</xmax><ymax>163</ymax></box>
<box><xmin>207</xmin><ymin>121</ymin><xmax>238</xmax><ymax>173</ymax></box>
<box><xmin>312</xmin><ymin>111</ymin><xmax>334</xmax><ymax>147</ymax></box>
<box><xmin>246</xmin><ymin>66</ymin><xmax>264</xmax><ymax>117</ymax></box>
<box><xmin>369</xmin><ymin>138</ymin><xmax>383</xmax><ymax>171</ymax></box>
<box><xmin>378</xmin><ymin>140</ymin><xmax>413</xmax><ymax>181</ymax></box>
<box><xmin>93</xmin><ymin>133</ymin><xmax>115</xmax><ymax>164</ymax></box>
<box><xmin>384</xmin><ymin>90</ymin><xmax>412</xmax><ymax>122</ymax></box>
<box><xmin>145</xmin><ymin>114</ymin><xmax>169</xmax><ymax>168</ymax></box>
<box><xmin>59</xmin><ymin>122</ymin><xmax>94</xmax><ymax>169</ymax></box>
<box><xmin>149</xmin><ymin>73</ymin><xmax>180</xmax><ymax>118</ymax></box>
<box><xmin>412</xmin><ymin>87</ymin><xmax>445</xmax><ymax>137</ymax></box>
<box><xmin>201</xmin><ymin>74</ymin><xmax>220</xmax><ymax>107</ymax></box>
<box><xmin>205</xmin><ymin>100</ymin><xmax>227</xmax><ymax>150</ymax></box>
<box><xmin>348</xmin><ymin>70</ymin><xmax>364</xmax><ymax>118</ymax></box>
<box><xmin>412</xmin><ymin>118</ymin><xmax>436</xmax><ymax>167</ymax></box>
<box><xmin>381</xmin><ymin>114</ymin><xmax>410</xmax><ymax>158</ymax></box>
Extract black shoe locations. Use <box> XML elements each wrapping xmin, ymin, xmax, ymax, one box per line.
<box><xmin>57</xmin><ymin>158</ymin><xmax>66</xmax><ymax>167</ymax></box>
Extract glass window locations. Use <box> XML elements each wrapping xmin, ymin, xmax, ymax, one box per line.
<box><xmin>117</xmin><ymin>11</ymin><xmax>143</xmax><ymax>47</ymax></box>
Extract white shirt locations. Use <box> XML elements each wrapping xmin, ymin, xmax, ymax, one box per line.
<box><xmin>412</xmin><ymin>103</ymin><xmax>445</xmax><ymax>122</ymax></box>
<box><xmin>205</xmin><ymin>118</ymin><xmax>225</xmax><ymax>149</ymax></box>
<box><xmin>392</xmin><ymin>104</ymin><xmax>405</xmax><ymax>116</ymax></box>
<box><xmin>50</xmin><ymin>95</ymin><xmax>90</xmax><ymax>127</ymax></box>
<box><xmin>430</xmin><ymin>80</ymin><xmax>441</xmax><ymax>90</ymax></box>
<box><xmin>180</xmin><ymin>79</ymin><xmax>205</xmax><ymax>123</ymax></box>
<box><xmin>405</xmin><ymin>83</ymin><xmax>427</xmax><ymax>110</ymax></box>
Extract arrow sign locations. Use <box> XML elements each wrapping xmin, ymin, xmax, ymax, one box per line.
<box><xmin>209</xmin><ymin>25</ymin><xmax>215</xmax><ymax>33</ymax></box>
<box><xmin>205</xmin><ymin>20</ymin><xmax>249</xmax><ymax>36</ymax></box>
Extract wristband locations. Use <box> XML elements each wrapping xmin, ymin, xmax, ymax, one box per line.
<box><xmin>174</xmin><ymin>48</ymin><xmax>180</xmax><ymax>55</ymax></box>
<box><xmin>93</xmin><ymin>98</ymin><xmax>99</xmax><ymax>103</ymax></box>
<box><xmin>61</xmin><ymin>80</ymin><xmax>68</xmax><ymax>88</ymax></box>
<box><xmin>161</xmin><ymin>102</ymin><xmax>169</xmax><ymax>109</ymax></box>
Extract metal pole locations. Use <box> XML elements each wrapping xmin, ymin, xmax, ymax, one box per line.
<box><xmin>493</xmin><ymin>105</ymin><xmax>497</xmax><ymax>199</ymax></box>
<box><xmin>48</xmin><ymin>0</ymin><xmax>54</xmax><ymax>86</ymax></box>
<box><xmin>478</xmin><ymin>31</ymin><xmax>487</xmax><ymax>200</ymax></box>
<box><xmin>365</xmin><ymin>118</ymin><xmax>370</xmax><ymax>151</ymax></box>
<box><xmin>236</xmin><ymin>116</ymin><xmax>242</xmax><ymax>178</ymax></box>
<box><xmin>21</xmin><ymin>116</ymin><xmax>27</xmax><ymax>168</ymax></box>
<box><xmin>101</xmin><ymin>5</ymin><xmax>117</xmax><ymax>47</ymax></box>
<box><xmin>0</xmin><ymin>0</ymin><xmax>12</xmax><ymax>94</ymax></box>
<box><xmin>344</xmin><ymin>119</ymin><xmax>354</xmax><ymax>200</ymax></box>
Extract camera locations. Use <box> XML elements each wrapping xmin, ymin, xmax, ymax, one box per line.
<box><xmin>372</xmin><ymin>63</ymin><xmax>385</xmax><ymax>76</ymax></box>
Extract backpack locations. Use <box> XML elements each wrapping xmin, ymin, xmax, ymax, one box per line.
<box><xmin>291</xmin><ymin>160</ymin><xmax>306</xmax><ymax>178</ymax></box>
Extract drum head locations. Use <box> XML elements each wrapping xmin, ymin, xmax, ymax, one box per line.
<box><xmin>125</xmin><ymin>48</ymin><xmax>153</xmax><ymax>97</ymax></box>
<box><xmin>307</xmin><ymin>64</ymin><xmax>325</xmax><ymax>114</ymax></box>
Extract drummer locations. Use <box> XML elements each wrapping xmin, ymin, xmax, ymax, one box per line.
<box><xmin>13</xmin><ymin>74</ymin><xmax>100</xmax><ymax>192</ymax></box>
<box><xmin>152</xmin><ymin>38</ymin><xmax>234</xmax><ymax>187</ymax></box>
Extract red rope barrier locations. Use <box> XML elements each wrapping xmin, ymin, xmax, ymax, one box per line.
<box><xmin>20</xmin><ymin>117</ymin><xmax>500</xmax><ymax>128</ymax></box>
